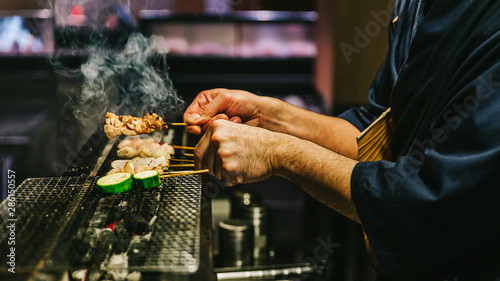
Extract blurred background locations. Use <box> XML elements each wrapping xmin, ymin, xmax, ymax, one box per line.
<box><xmin>0</xmin><ymin>0</ymin><xmax>392</xmax><ymax>280</ymax></box>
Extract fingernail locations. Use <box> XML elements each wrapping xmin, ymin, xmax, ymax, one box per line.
<box><xmin>187</xmin><ymin>113</ymin><xmax>201</xmax><ymax>122</ymax></box>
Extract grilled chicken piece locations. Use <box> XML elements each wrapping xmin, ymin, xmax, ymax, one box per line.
<box><xmin>107</xmin><ymin>157</ymin><xmax>168</xmax><ymax>175</ymax></box>
<box><xmin>104</xmin><ymin>112</ymin><xmax>167</xmax><ymax>139</ymax></box>
<box><xmin>116</xmin><ymin>137</ymin><xmax>174</xmax><ymax>158</ymax></box>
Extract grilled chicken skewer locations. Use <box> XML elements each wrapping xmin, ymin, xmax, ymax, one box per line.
<box><xmin>104</xmin><ymin>112</ymin><xmax>167</xmax><ymax>139</ymax></box>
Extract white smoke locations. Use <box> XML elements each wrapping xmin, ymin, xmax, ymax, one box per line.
<box><xmin>69</xmin><ymin>33</ymin><xmax>184</xmax><ymax>133</ymax></box>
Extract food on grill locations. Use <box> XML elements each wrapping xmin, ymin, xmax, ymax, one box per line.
<box><xmin>96</xmin><ymin>173</ymin><xmax>133</xmax><ymax>194</ymax></box>
<box><xmin>116</xmin><ymin>146</ymin><xmax>135</xmax><ymax>158</ymax></box>
<box><xmin>123</xmin><ymin>161</ymin><xmax>135</xmax><ymax>174</ymax></box>
<box><xmin>104</xmin><ymin>112</ymin><xmax>166</xmax><ymax>139</ymax></box>
<box><xmin>117</xmin><ymin>137</ymin><xmax>175</xmax><ymax>158</ymax></box>
<box><xmin>108</xmin><ymin>157</ymin><xmax>168</xmax><ymax>175</ymax></box>
<box><xmin>133</xmin><ymin>170</ymin><xmax>161</xmax><ymax>189</ymax></box>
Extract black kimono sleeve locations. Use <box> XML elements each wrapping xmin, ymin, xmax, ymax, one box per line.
<box><xmin>353</xmin><ymin>72</ymin><xmax>500</xmax><ymax>280</ymax></box>
<box><xmin>339</xmin><ymin>0</ymin><xmax>500</xmax><ymax>280</ymax></box>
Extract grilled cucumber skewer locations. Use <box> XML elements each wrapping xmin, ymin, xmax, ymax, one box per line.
<box><xmin>133</xmin><ymin>170</ymin><xmax>161</xmax><ymax>189</ymax></box>
<box><xmin>96</xmin><ymin>173</ymin><xmax>133</xmax><ymax>194</ymax></box>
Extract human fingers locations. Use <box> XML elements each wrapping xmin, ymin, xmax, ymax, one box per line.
<box><xmin>214</xmin><ymin>151</ymin><xmax>223</xmax><ymax>180</ymax></box>
<box><xmin>197</xmin><ymin>120</ymin><xmax>277</xmax><ymax>186</ymax></box>
<box><xmin>188</xmin><ymin>114</ymin><xmax>241</xmax><ymax>136</ymax></box>
<box><xmin>194</xmin><ymin>120</ymin><xmax>225</xmax><ymax>179</ymax></box>
<box><xmin>184</xmin><ymin>89</ymin><xmax>213</xmax><ymax>125</ymax></box>
<box><xmin>202</xmin><ymin>140</ymin><xmax>218</xmax><ymax>178</ymax></box>
<box><xmin>184</xmin><ymin>89</ymin><xmax>233</xmax><ymax>135</ymax></box>
<box><xmin>184</xmin><ymin>89</ymin><xmax>231</xmax><ymax>125</ymax></box>
<box><xmin>185</xmin><ymin>124</ymin><xmax>202</xmax><ymax>135</ymax></box>
<box><xmin>200</xmin><ymin>114</ymin><xmax>230</xmax><ymax>134</ymax></box>
<box><xmin>229</xmin><ymin>116</ymin><xmax>242</xmax><ymax>123</ymax></box>
<box><xmin>185</xmin><ymin>113</ymin><xmax>229</xmax><ymax>135</ymax></box>
<box><xmin>193</xmin><ymin>126</ymin><xmax>212</xmax><ymax>170</ymax></box>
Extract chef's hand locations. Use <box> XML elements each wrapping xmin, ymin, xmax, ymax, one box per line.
<box><xmin>184</xmin><ymin>88</ymin><xmax>263</xmax><ymax>135</ymax></box>
<box><xmin>194</xmin><ymin>119</ymin><xmax>281</xmax><ymax>186</ymax></box>
<box><xmin>195</xmin><ymin>118</ymin><xmax>360</xmax><ymax>223</ymax></box>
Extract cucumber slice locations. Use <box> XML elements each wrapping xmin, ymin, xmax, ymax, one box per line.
<box><xmin>133</xmin><ymin>170</ymin><xmax>161</xmax><ymax>189</ymax></box>
<box><xmin>97</xmin><ymin>173</ymin><xmax>133</xmax><ymax>194</ymax></box>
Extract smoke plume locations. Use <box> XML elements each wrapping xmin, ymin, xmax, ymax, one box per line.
<box><xmin>68</xmin><ymin>33</ymin><xmax>185</xmax><ymax>134</ymax></box>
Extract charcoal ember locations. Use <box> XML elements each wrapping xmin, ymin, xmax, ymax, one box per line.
<box><xmin>91</xmin><ymin>209</ymin><xmax>112</xmax><ymax>228</ymax></box>
<box><xmin>70</xmin><ymin>269</ymin><xmax>87</xmax><ymax>281</ymax></box>
<box><xmin>69</xmin><ymin>229</ymin><xmax>93</xmax><ymax>266</ymax></box>
<box><xmin>127</xmin><ymin>234</ymin><xmax>151</xmax><ymax>266</ymax></box>
<box><xmin>83</xmin><ymin>228</ymin><xmax>96</xmax><ymax>244</ymax></box>
<box><xmin>102</xmin><ymin>272</ymin><xmax>117</xmax><ymax>281</ymax></box>
<box><xmin>126</xmin><ymin>271</ymin><xmax>142</xmax><ymax>281</ymax></box>
<box><xmin>106</xmin><ymin>201</ymin><xmax>131</xmax><ymax>225</ymax></box>
<box><xmin>87</xmin><ymin>248</ymin><xmax>109</xmax><ymax>267</ymax></box>
<box><xmin>106</xmin><ymin>253</ymin><xmax>129</xmax><ymax>280</ymax></box>
<box><xmin>80</xmin><ymin>249</ymin><xmax>93</xmax><ymax>266</ymax></box>
<box><xmin>85</xmin><ymin>269</ymin><xmax>106</xmax><ymax>281</ymax></box>
<box><xmin>114</xmin><ymin>220</ymin><xmax>132</xmax><ymax>253</ymax></box>
<box><xmin>89</xmin><ymin>228</ymin><xmax>116</xmax><ymax>264</ymax></box>
<box><xmin>69</xmin><ymin>242</ymin><xmax>92</xmax><ymax>267</ymax></box>
<box><xmin>71</xmin><ymin>228</ymin><xmax>92</xmax><ymax>244</ymax></box>
<box><xmin>124</xmin><ymin>213</ymin><xmax>150</xmax><ymax>235</ymax></box>
<box><xmin>136</xmin><ymin>200</ymin><xmax>159</xmax><ymax>221</ymax></box>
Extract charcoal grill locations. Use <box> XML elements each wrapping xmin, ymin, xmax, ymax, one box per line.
<box><xmin>0</xmin><ymin>129</ymin><xmax>214</xmax><ymax>281</ymax></box>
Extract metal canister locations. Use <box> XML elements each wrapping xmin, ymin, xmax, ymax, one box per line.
<box><xmin>229</xmin><ymin>190</ymin><xmax>262</xmax><ymax>219</ymax></box>
<box><xmin>241</xmin><ymin>201</ymin><xmax>273</xmax><ymax>266</ymax></box>
<box><xmin>218</xmin><ymin>219</ymin><xmax>254</xmax><ymax>267</ymax></box>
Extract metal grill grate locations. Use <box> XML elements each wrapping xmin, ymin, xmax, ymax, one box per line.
<box><xmin>0</xmin><ymin>174</ymin><xmax>204</xmax><ymax>276</ymax></box>
<box><xmin>0</xmin><ymin>176</ymin><xmax>90</xmax><ymax>269</ymax></box>
<box><xmin>147</xmin><ymin>176</ymin><xmax>202</xmax><ymax>272</ymax></box>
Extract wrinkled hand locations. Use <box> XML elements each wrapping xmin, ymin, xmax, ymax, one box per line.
<box><xmin>194</xmin><ymin>119</ymin><xmax>281</xmax><ymax>186</ymax></box>
<box><xmin>183</xmin><ymin>88</ymin><xmax>263</xmax><ymax>135</ymax></box>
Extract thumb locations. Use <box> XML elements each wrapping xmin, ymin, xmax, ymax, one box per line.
<box><xmin>186</xmin><ymin>93</ymin><xmax>231</xmax><ymax>124</ymax></box>
<box><xmin>201</xmin><ymin>114</ymin><xmax>229</xmax><ymax>133</ymax></box>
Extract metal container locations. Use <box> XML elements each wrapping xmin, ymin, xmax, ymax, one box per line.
<box><xmin>241</xmin><ymin>201</ymin><xmax>274</xmax><ymax>266</ymax></box>
<box><xmin>218</xmin><ymin>219</ymin><xmax>254</xmax><ymax>267</ymax></box>
<box><xmin>229</xmin><ymin>190</ymin><xmax>262</xmax><ymax>219</ymax></box>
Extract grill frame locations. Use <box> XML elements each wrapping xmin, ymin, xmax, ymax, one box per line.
<box><xmin>0</xmin><ymin>130</ymin><xmax>214</xmax><ymax>281</ymax></box>
<box><xmin>0</xmin><ymin>175</ymin><xmax>206</xmax><ymax>275</ymax></box>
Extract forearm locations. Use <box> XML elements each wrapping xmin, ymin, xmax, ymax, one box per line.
<box><xmin>271</xmin><ymin>133</ymin><xmax>361</xmax><ymax>223</ymax></box>
<box><xmin>258</xmin><ymin>97</ymin><xmax>361</xmax><ymax>159</ymax></box>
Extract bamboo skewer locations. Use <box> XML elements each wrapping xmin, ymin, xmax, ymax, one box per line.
<box><xmin>168</xmin><ymin>164</ymin><xmax>195</xmax><ymax>168</ymax></box>
<box><xmin>97</xmin><ymin>122</ymin><xmax>187</xmax><ymax>126</ymax></box>
<box><xmin>170</xmin><ymin>145</ymin><xmax>196</xmax><ymax>150</ymax></box>
<box><xmin>165</xmin><ymin>170</ymin><xmax>200</xmax><ymax>174</ymax></box>
<box><xmin>99</xmin><ymin>122</ymin><xmax>186</xmax><ymax>128</ymax></box>
<box><xmin>164</xmin><ymin>123</ymin><xmax>188</xmax><ymax>127</ymax></box>
<box><xmin>170</xmin><ymin>158</ymin><xmax>195</xmax><ymax>163</ymax></box>
<box><xmin>183</xmin><ymin>153</ymin><xmax>194</xmax><ymax>157</ymax></box>
<box><xmin>159</xmin><ymin>169</ymin><xmax>209</xmax><ymax>178</ymax></box>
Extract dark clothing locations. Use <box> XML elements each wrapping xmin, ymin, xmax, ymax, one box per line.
<box><xmin>339</xmin><ymin>0</ymin><xmax>500</xmax><ymax>280</ymax></box>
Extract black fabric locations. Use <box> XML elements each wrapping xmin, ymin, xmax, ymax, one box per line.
<box><xmin>338</xmin><ymin>0</ymin><xmax>500</xmax><ymax>280</ymax></box>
